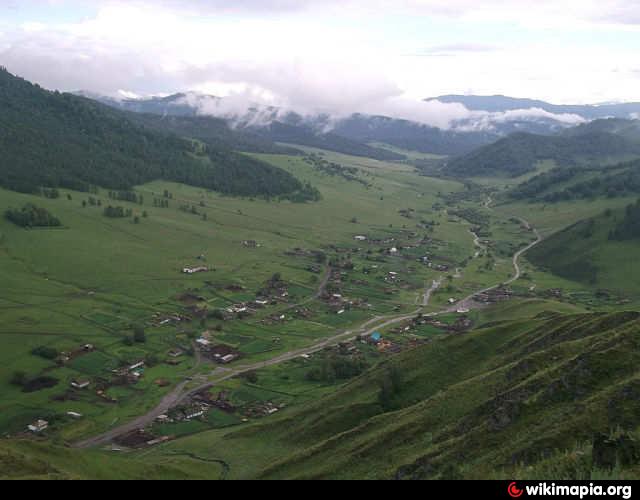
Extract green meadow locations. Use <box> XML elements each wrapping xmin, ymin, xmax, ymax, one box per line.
<box><xmin>2</xmin><ymin>146</ymin><xmax>639</xmax><ymax>479</ymax></box>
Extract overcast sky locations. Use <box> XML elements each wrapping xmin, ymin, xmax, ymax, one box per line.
<box><xmin>1</xmin><ymin>0</ymin><xmax>640</xmax><ymax>123</ymax></box>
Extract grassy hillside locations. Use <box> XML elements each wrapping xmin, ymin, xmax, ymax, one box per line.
<box><xmin>186</xmin><ymin>311</ymin><xmax>640</xmax><ymax>479</ymax></box>
<box><xmin>0</xmin><ymin>439</ymin><xmax>224</xmax><ymax>479</ymax></box>
<box><xmin>526</xmin><ymin>205</ymin><xmax>640</xmax><ymax>292</ymax></box>
<box><xmin>3</xmin><ymin>308</ymin><xmax>638</xmax><ymax>480</ymax></box>
<box><xmin>0</xmin><ymin>68</ymin><xmax>312</xmax><ymax>199</ymax></box>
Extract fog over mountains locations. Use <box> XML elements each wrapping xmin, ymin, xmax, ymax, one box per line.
<box><xmin>75</xmin><ymin>90</ymin><xmax>640</xmax><ymax>157</ymax></box>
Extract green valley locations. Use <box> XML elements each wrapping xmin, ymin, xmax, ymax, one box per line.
<box><xmin>1</xmin><ymin>61</ymin><xmax>640</xmax><ymax>482</ymax></box>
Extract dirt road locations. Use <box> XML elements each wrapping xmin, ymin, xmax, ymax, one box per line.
<box><xmin>73</xmin><ymin>219</ymin><xmax>541</xmax><ymax>450</ymax></box>
<box><xmin>448</xmin><ymin>217</ymin><xmax>542</xmax><ymax>313</ymax></box>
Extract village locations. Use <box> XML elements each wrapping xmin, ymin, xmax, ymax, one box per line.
<box><xmin>16</xmin><ymin>216</ymin><xmax>530</xmax><ymax>447</ymax></box>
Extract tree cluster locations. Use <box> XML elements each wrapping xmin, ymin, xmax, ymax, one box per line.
<box><xmin>5</xmin><ymin>203</ymin><xmax>62</xmax><ymax>228</ymax></box>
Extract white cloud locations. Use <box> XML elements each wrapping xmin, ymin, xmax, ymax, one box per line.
<box><xmin>451</xmin><ymin>108</ymin><xmax>587</xmax><ymax>132</ymax></box>
<box><xmin>356</xmin><ymin>97</ymin><xmax>471</xmax><ymax>129</ymax></box>
<box><xmin>0</xmin><ymin>0</ymin><xmax>639</xmax><ymax>128</ymax></box>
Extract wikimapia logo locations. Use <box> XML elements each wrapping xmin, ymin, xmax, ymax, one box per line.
<box><xmin>507</xmin><ymin>482</ymin><xmax>632</xmax><ymax>500</ymax></box>
<box><xmin>509</xmin><ymin>483</ymin><xmax>524</xmax><ymax>498</ymax></box>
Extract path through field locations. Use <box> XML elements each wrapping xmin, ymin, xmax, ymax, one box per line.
<box><xmin>74</xmin><ymin>215</ymin><xmax>542</xmax><ymax>450</ymax></box>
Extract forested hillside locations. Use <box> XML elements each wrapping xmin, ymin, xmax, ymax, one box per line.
<box><xmin>609</xmin><ymin>200</ymin><xmax>640</xmax><ymax>241</ymax></box>
<box><xmin>509</xmin><ymin>160</ymin><xmax>640</xmax><ymax>202</ymax></box>
<box><xmin>124</xmin><ymin>113</ymin><xmax>299</xmax><ymax>155</ymax></box>
<box><xmin>0</xmin><ymin>69</ymin><xmax>316</xmax><ymax>200</ymax></box>
<box><xmin>561</xmin><ymin>118</ymin><xmax>640</xmax><ymax>142</ymax></box>
<box><xmin>446</xmin><ymin>131</ymin><xmax>640</xmax><ymax>177</ymax></box>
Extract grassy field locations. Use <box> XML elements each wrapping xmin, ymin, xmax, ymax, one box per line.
<box><xmin>0</xmin><ymin>148</ymin><xmax>492</xmax><ymax>443</ymax></box>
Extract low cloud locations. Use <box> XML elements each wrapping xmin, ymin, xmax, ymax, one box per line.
<box><xmin>451</xmin><ymin>107</ymin><xmax>587</xmax><ymax>132</ymax></box>
<box><xmin>1</xmin><ymin>0</ymin><xmax>639</xmax><ymax>129</ymax></box>
<box><xmin>173</xmin><ymin>90</ymin><xmax>589</xmax><ymax>132</ymax></box>
<box><xmin>356</xmin><ymin>97</ymin><xmax>471</xmax><ymax>129</ymax></box>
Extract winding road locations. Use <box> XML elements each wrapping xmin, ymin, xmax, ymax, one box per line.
<box><xmin>73</xmin><ymin>217</ymin><xmax>542</xmax><ymax>450</ymax></box>
<box><xmin>450</xmin><ymin>217</ymin><xmax>542</xmax><ymax>313</ymax></box>
<box><xmin>506</xmin><ymin>219</ymin><xmax>541</xmax><ymax>286</ymax></box>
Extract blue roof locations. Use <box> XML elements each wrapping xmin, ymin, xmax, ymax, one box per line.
<box><xmin>371</xmin><ymin>332</ymin><xmax>382</xmax><ymax>341</ymax></box>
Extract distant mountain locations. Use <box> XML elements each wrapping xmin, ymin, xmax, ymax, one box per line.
<box><xmin>77</xmin><ymin>92</ymin><xmax>407</xmax><ymax>161</ymax></box>
<box><xmin>0</xmin><ymin>69</ymin><xmax>317</xmax><ymax>200</ymax></box>
<box><xmin>74</xmin><ymin>91</ymin><xmax>202</xmax><ymax>117</ymax></box>
<box><xmin>428</xmin><ymin>94</ymin><xmax>640</xmax><ymax>120</ymax></box>
<box><xmin>445</xmin><ymin>130</ymin><xmax>640</xmax><ymax>178</ymax></box>
<box><xmin>77</xmin><ymin>90</ymin><xmax>640</xmax><ymax>159</ymax></box>
<box><xmin>77</xmin><ymin>91</ymin><xmax>499</xmax><ymax>157</ymax></box>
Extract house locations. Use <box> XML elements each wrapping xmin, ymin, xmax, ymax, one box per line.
<box><xmin>448</xmin><ymin>298</ymin><xmax>458</xmax><ymax>305</ymax></box>
<box><xmin>182</xmin><ymin>266</ymin><xmax>209</xmax><ymax>274</ymax></box>
<box><xmin>196</xmin><ymin>338</ymin><xmax>211</xmax><ymax>347</ymax></box>
<box><xmin>221</xmin><ymin>354</ymin><xmax>238</xmax><ymax>364</ymax></box>
<box><xmin>389</xmin><ymin>247</ymin><xmax>399</xmax><ymax>255</ymax></box>
<box><xmin>227</xmin><ymin>305</ymin><xmax>248</xmax><ymax>314</ymax></box>
<box><xmin>147</xmin><ymin>436</ymin><xmax>172</xmax><ymax>446</ymax></box>
<box><xmin>67</xmin><ymin>411</ymin><xmax>83</xmax><ymax>419</ymax></box>
<box><xmin>129</xmin><ymin>361</ymin><xmax>145</xmax><ymax>371</ymax></box>
<box><xmin>28</xmin><ymin>420</ymin><xmax>49</xmax><ymax>433</ymax></box>
<box><xmin>168</xmin><ymin>349</ymin><xmax>184</xmax><ymax>358</ymax></box>
<box><xmin>185</xmin><ymin>411</ymin><xmax>205</xmax><ymax>420</ymax></box>
<box><xmin>354</xmin><ymin>235</ymin><xmax>367</xmax><ymax>241</ymax></box>
<box><xmin>71</xmin><ymin>379</ymin><xmax>91</xmax><ymax>390</ymax></box>
<box><xmin>242</xmin><ymin>240</ymin><xmax>259</xmax><ymax>248</ymax></box>
<box><xmin>457</xmin><ymin>308</ymin><xmax>470</xmax><ymax>314</ymax></box>
<box><xmin>57</xmin><ymin>354</ymin><xmax>71</xmax><ymax>364</ymax></box>
<box><xmin>370</xmin><ymin>332</ymin><xmax>382</xmax><ymax>344</ymax></box>
<box><xmin>377</xmin><ymin>340</ymin><xmax>393</xmax><ymax>352</ymax></box>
